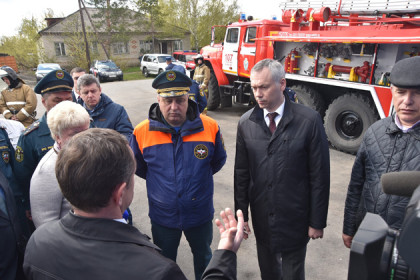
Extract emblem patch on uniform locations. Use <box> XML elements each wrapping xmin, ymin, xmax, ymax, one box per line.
<box><xmin>2</xmin><ymin>151</ymin><xmax>9</xmax><ymax>163</ymax></box>
<box><xmin>15</xmin><ymin>146</ymin><xmax>24</xmax><ymax>162</ymax></box>
<box><xmin>166</xmin><ymin>71</ymin><xmax>176</xmax><ymax>81</ymax></box>
<box><xmin>56</xmin><ymin>70</ymin><xmax>65</xmax><ymax>79</ymax></box>
<box><xmin>194</xmin><ymin>144</ymin><xmax>208</xmax><ymax>159</ymax></box>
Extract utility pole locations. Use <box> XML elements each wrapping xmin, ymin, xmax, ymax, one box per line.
<box><xmin>79</xmin><ymin>0</ymin><xmax>91</xmax><ymax>68</ymax></box>
<box><xmin>80</xmin><ymin>0</ymin><xmax>110</xmax><ymax>59</ymax></box>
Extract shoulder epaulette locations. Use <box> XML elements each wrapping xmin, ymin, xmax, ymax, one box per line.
<box><xmin>23</xmin><ymin>121</ymin><xmax>40</xmax><ymax>135</ymax></box>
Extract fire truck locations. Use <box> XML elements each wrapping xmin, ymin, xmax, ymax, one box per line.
<box><xmin>200</xmin><ymin>0</ymin><xmax>420</xmax><ymax>154</ymax></box>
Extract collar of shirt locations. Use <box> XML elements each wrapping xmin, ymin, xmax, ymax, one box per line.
<box><xmin>72</xmin><ymin>211</ymin><xmax>128</xmax><ymax>224</ymax></box>
<box><xmin>53</xmin><ymin>142</ymin><xmax>60</xmax><ymax>154</ymax></box>
<box><xmin>263</xmin><ymin>100</ymin><xmax>285</xmax><ymax>128</ymax></box>
<box><xmin>74</xmin><ymin>90</ymin><xmax>80</xmax><ymax>100</ymax></box>
<box><xmin>394</xmin><ymin>114</ymin><xmax>420</xmax><ymax>133</ymax></box>
<box><xmin>114</xmin><ymin>218</ymin><xmax>128</xmax><ymax>224</ymax></box>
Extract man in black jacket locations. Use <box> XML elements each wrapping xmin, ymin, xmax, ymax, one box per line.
<box><xmin>23</xmin><ymin>128</ymin><xmax>244</xmax><ymax>280</ymax></box>
<box><xmin>0</xmin><ymin>170</ymin><xmax>26</xmax><ymax>280</ymax></box>
<box><xmin>234</xmin><ymin>59</ymin><xmax>330</xmax><ymax>280</ymax></box>
<box><xmin>343</xmin><ymin>56</ymin><xmax>420</xmax><ymax>248</ymax></box>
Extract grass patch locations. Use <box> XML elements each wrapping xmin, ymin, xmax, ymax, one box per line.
<box><xmin>122</xmin><ymin>66</ymin><xmax>151</xmax><ymax>81</ymax></box>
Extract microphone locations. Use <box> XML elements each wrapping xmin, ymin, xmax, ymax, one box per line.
<box><xmin>381</xmin><ymin>171</ymin><xmax>420</xmax><ymax>197</ymax></box>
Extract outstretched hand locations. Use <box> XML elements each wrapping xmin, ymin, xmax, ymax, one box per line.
<box><xmin>215</xmin><ymin>208</ymin><xmax>244</xmax><ymax>253</ymax></box>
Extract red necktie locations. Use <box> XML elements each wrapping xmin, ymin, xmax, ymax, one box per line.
<box><xmin>268</xmin><ymin>112</ymin><xmax>278</xmax><ymax>134</ymax></box>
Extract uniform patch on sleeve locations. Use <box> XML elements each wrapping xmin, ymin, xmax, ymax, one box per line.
<box><xmin>2</xmin><ymin>151</ymin><xmax>9</xmax><ymax>163</ymax></box>
<box><xmin>194</xmin><ymin>144</ymin><xmax>208</xmax><ymax>159</ymax></box>
<box><xmin>15</xmin><ymin>146</ymin><xmax>23</xmax><ymax>162</ymax></box>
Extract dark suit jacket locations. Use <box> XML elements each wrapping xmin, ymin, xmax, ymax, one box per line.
<box><xmin>234</xmin><ymin>95</ymin><xmax>330</xmax><ymax>252</ymax></box>
<box><xmin>24</xmin><ymin>212</ymin><xmax>237</xmax><ymax>280</ymax></box>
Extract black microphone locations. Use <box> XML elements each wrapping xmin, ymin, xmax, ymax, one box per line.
<box><xmin>381</xmin><ymin>171</ymin><xmax>420</xmax><ymax>197</ymax></box>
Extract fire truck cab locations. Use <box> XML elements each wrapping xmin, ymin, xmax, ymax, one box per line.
<box><xmin>200</xmin><ymin>0</ymin><xmax>420</xmax><ymax>154</ymax></box>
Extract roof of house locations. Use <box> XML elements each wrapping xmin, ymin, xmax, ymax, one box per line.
<box><xmin>39</xmin><ymin>8</ymin><xmax>189</xmax><ymax>36</ymax></box>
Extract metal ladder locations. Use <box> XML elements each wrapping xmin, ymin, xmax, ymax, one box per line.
<box><xmin>279</xmin><ymin>0</ymin><xmax>420</xmax><ymax>15</ymax></box>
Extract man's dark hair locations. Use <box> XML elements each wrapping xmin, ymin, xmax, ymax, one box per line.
<box><xmin>70</xmin><ymin>67</ymin><xmax>86</xmax><ymax>76</ymax></box>
<box><xmin>56</xmin><ymin>128</ymin><xmax>135</xmax><ymax>212</ymax></box>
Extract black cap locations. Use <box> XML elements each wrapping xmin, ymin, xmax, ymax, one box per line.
<box><xmin>152</xmin><ymin>70</ymin><xmax>192</xmax><ymax>97</ymax></box>
<box><xmin>390</xmin><ymin>56</ymin><xmax>420</xmax><ymax>89</ymax></box>
<box><xmin>34</xmin><ymin>70</ymin><xmax>74</xmax><ymax>95</ymax></box>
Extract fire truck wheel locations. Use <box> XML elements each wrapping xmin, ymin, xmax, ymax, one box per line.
<box><xmin>291</xmin><ymin>85</ymin><xmax>326</xmax><ymax>116</ymax></box>
<box><xmin>324</xmin><ymin>93</ymin><xmax>378</xmax><ymax>154</ymax></box>
<box><xmin>207</xmin><ymin>72</ymin><xmax>221</xmax><ymax>111</ymax></box>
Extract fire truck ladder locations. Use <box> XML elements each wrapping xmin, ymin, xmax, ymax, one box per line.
<box><xmin>280</xmin><ymin>0</ymin><xmax>420</xmax><ymax>15</ymax></box>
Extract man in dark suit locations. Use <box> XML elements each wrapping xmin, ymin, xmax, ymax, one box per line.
<box><xmin>234</xmin><ymin>59</ymin><xmax>330</xmax><ymax>280</ymax></box>
<box><xmin>70</xmin><ymin>67</ymin><xmax>86</xmax><ymax>102</ymax></box>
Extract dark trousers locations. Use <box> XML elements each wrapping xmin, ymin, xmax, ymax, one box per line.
<box><xmin>151</xmin><ymin>220</ymin><xmax>213</xmax><ymax>280</ymax></box>
<box><xmin>256</xmin><ymin>241</ymin><xmax>307</xmax><ymax>280</ymax></box>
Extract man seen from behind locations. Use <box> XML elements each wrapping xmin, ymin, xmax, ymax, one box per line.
<box><xmin>24</xmin><ymin>128</ymin><xmax>243</xmax><ymax>280</ymax></box>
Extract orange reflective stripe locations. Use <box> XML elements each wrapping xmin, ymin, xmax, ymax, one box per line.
<box><xmin>133</xmin><ymin>116</ymin><xmax>220</xmax><ymax>153</ymax></box>
<box><xmin>183</xmin><ymin>116</ymin><xmax>218</xmax><ymax>144</ymax></box>
<box><xmin>133</xmin><ymin>120</ymin><xmax>172</xmax><ymax>153</ymax></box>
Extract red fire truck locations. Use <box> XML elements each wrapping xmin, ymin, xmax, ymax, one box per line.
<box><xmin>200</xmin><ymin>0</ymin><xmax>420</xmax><ymax>154</ymax></box>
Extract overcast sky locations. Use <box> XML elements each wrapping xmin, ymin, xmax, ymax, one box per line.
<box><xmin>0</xmin><ymin>0</ymin><xmax>282</xmax><ymax>37</ymax></box>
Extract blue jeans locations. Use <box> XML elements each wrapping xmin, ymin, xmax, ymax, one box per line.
<box><xmin>151</xmin><ymin>220</ymin><xmax>213</xmax><ymax>280</ymax></box>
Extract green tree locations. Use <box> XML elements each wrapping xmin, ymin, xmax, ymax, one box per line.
<box><xmin>0</xmin><ymin>9</ymin><xmax>58</xmax><ymax>69</ymax></box>
<box><xmin>61</xmin><ymin>14</ymin><xmax>100</xmax><ymax>70</ymax></box>
<box><xmin>83</xmin><ymin>0</ymin><xmax>134</xmax><ymax>56</ymax></box>
<box><xmin>199</xmin><ymin>0</ymin><xmax>239</xmax><ymax>47</ymax></box>
<box><xmin>0</xmin><ymin>16</ymin><xmax>43</xmax><ymax>68</ymax></box>
<box><xmin>132</xmin><ymin>0</ymin><xmax>166</xmax><ymax>53</ymax></box>
<box><xmin>160</xmin><ymin>0</ymin><xmax>239</xmax><ymax>50</ymax></box>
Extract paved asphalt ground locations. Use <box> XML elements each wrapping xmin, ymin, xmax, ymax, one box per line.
<box><xmin>7</xmin><ymin>73</ymin><xmax>356</xmax><ymax>280</ymax></box>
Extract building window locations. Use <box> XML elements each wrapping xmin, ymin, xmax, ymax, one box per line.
<box><xmin>174</xmin><ymin>40</ymin><xmax>183</xmax><ymax>50</ymax></box>
<box><xmin>139</xmin><ymin>40</ymin><xmax>152</xmax><ymax>53</ymax></box>
<box><xmin>54</xmin><ymin>42</ymin><xmax>66</xmax><ymax>56</ymax></box>
<box><xmin>112</xmin><ymin>42</ymin><xmax>129</xmax><ymax>55</ymax></box>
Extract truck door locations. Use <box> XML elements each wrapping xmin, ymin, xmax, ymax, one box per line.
<box><xmin>238</xmin><ymin>26</ymin><xmax>257</xmax><ymax>77</ymax></box>
<box><xmin>222</xmin><ymin>27</ymin><xmax>240</xmax><ymax>76</ymax></box>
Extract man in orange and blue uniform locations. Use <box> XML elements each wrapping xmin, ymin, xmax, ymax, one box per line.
<box><xmin>130</xmin><ymin>70</ymin><xmax>227</xmax><ymax>280</ymax></box>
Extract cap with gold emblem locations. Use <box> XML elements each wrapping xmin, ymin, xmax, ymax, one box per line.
<box><xmin>152</xmin><ymin>70</ymin><xmax>192</xmax><ymax>97</ymax></box>
<box><xmin>34</xmin><ymin>69</ymin><xmax>74</xmax><ymax>95</ymax></box>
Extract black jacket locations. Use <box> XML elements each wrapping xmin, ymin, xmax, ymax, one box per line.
<box><xmin>24</xmin><ymin>212</ymin><xmax>237</xmax><ymax>280</ymax></box>
<box><xmin>0</xmin><ymin>171</ymin><xmax>26</xmax><ymax>280</ymax></box>
<box><xmin>343</xmin><ymin>116</ymin><xmax>420</xmax><ymax>236</ymax></box>
<box><xmin>234</xmin><ymin>97</ymin><xmax>330</xmax><ymax>252</ymax></box>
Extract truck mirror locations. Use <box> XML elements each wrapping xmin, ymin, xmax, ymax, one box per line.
<box><xmin>211</xmin><ymin>26</ymin><xmax>215</xmax><ymax>47</ymax></box>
